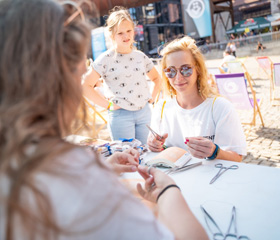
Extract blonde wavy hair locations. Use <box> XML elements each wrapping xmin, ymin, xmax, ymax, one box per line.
<box><xmin>0</xmin><ymin>0</ymin><xmax>93</xmax><ymax>238</ymax></box>
<box><xmin>106</xmin><ymin>6</ymin><xmax>135</xmax><ymax>49</ymax></box>
<box><xmin>160</xmin><ymin>36</ymin><xmax>217</xmax><ymax>99</ymax></box>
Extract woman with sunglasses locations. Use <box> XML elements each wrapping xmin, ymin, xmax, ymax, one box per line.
<box><xmin>83</xmin><ymin>6</ymin><xmax>162</xmax><ymax>144</ymax></box>
<box><xmin>147</xmin><ymin>36</ymin><xmax>246</xmax><ymax>162</ymax></box>
<box><xmin>0</xmin><ymin>1</ymin><xmax>208</xmax><ymax>239</ymax></box>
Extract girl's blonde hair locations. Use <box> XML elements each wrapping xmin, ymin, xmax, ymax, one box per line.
<box><xmin>160</xmin><ymin>36</ymin><xmax>217</xmax><ymax>99</ymax></box>
<box><xmin>106</xmin><ymin>6</ymin><xmax>135</xmax><ymax>48</ymax></box>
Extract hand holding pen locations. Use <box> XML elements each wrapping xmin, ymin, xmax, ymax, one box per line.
<box><xmin>146</xmin><ymin>125</ymin><xmax>168</xmax><ymax>152</ymax></box>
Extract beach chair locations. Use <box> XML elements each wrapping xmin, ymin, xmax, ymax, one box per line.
<box><xmin>255</xmin><ymin>56</ymin><xmax>273</xmax><ymax>80</ymax></box>
<box><xmin>271</xmin><ymin>63</ymin><xmax>280</xmax><ymax>105</ymax></box>
<box><xmin>207</xmin><ymin>67</ymin><xmax>225</xmax><ymax>90</ymax></box>
<box><xmin>215</xmin><ymin>73</ymin><xmax>264</xmax><ymax>128</ymax></box>
<box><xmin>225</xmin><ymin>60</ymin><xmax>255</xmax><ymax>85</ymax></box>
<box><xmin>73</xmin><ymin>97</ymin><xmax>108</xmax><ymax>138</ymax></box>
<box><xmin>237</xmin><ymin>56</ymin><xmax>248</xmax><ymax>64</ymax></box>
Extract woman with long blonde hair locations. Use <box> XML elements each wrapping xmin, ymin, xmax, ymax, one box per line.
<box><xmin>0</xmin><ymin>1</ymin><xmax>208</xmax><ymax>239</ymax></box>
<box><xmin>148</xmin><ymin>36</ymin><xmax>246</xmax><ymax>162</ymax></box>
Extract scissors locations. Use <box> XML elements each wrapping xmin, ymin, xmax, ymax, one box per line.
<box><xmin>210</xmin><ymin>163</ymin><xmax>239</xmax><ymax>184</ymax></box>
<box><xmin>223</xmin><ymin>206</ymin><xmax>250</xmax><ymax>240</ymax></box>
<box><xmin>166</xmin><ymin>161</ymin><xmax>202</xmax><ymax>175</ymax></box>
<box><xmin>201</xmin><ymin>205</ymin><xmax>250</xmax><ymax>240</ymax></box>
<box><xmin>146</xmin><ymin>124</ymin><xmax>163</xmax><ymax>140</ymax></box>
<box><xmin>201</xmin><ymin>206</ymin><xmax>224</xmax><ymax>240</ymax></box>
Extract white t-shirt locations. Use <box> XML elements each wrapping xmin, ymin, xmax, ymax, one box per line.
<box><xmin>0</xmin><ymin>148</ymin><xmax>174</xmax><ymax>240</ymax></box>
<box><xmin>230</xmin><ymin>44</ymin><xmax>236</xmax><ymax>52</ymax></box>
<box><xmin>150</xmin><ymin>97</ymin><xmax>246</xmax><ymax>156</ymax></box>
<box><xmin>220</xmin><ymin>54</ymin><xmax>236</xmax><ymax>67</ymax></box>
<box><xmin>93</xmin><ymin>49</ymin><xmax>154</xmax><ymax>111</ymax></box>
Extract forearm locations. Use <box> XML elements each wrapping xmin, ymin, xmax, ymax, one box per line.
<box><xmin>157</xmin><ymin>188</ymin><xmax>209</xmax><ymax>240</ymax></box>
<box><xmin>83</xmin><ymin>86</ymin><xmax>109</xmax><ymax>109</ymax></box>
<box><xmin>217</xmin><ymin>149</ymin><xmax>242</xmax><ymax>162</ymax></box>
<box><xmin>150</xmin><ymin>76</ymin><xmax>162</xmax><ymax>102</ymax></box>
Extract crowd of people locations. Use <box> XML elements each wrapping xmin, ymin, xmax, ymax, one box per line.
<box><xmin>0</xmin><ymin>0</ymin><xmax>247</xmax><ymax>239</ymax></box>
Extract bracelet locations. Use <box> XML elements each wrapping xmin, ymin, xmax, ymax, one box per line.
<box><xmin>107</xmin><ymin>101</ymin><xmax>113</xmax><ymax>111</ymax></box>
<box><xmin>206</xmin><ymin>144</ymin><xmax>220</xmax><ymax>160</ymax></box>
<box><xmin>156</xmin><ymin>184</ymin><xmax>180</xmax><ymax>203</ymax></box>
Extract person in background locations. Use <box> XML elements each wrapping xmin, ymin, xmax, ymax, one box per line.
<box><xmin>147</xmin><ymin>36</ymin><xmax>246</xmax><ymax>162</ymax></box>
<box><xmin>220</xmin><ymin>50</ymin><xmax>236</xmax><ymax>72</ymax></box>
<box><xmin>257</xmin><ymin>41</ymin><xmax>264</xmax><ymax>53</ymax></box>
<box><xmin>225</xmin><ymin>42</ymin><xmax>231</xmax><ymax>54</ymax></box>
<box><xmin>0</xmin><ymin>1</ymin><xmax>208</xmax><ymax>239</ymax></box>
<box><xmin>230</xmin><ymin>42</ymin><xmax>236</xmax><ymax>57</ymax></box>
<box><xmin>83</xmin><ymin>6</ymin><xmax>162</xmax><ymax>144</ymax></box>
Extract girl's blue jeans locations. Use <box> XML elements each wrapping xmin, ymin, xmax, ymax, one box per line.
<box><xmin>107</xmin><ymin>103</ymin><xmax>151</xmax><ymax>144</ymax></box>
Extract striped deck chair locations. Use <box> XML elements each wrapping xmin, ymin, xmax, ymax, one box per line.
<box><xmin>215</xmin><ymin>73</ymin><xmax>264</xmax><ymax>128</ymax></box>
<box><xmin>237</xmin><ymin>56</ymin><xmax>248</xmax><ymax>64</ymax></box>
<box><xmin>207</xmin><ymin>67</ymin><xmax>225</xmax><ymax>91</ymax></box>
<box><xmin>226</xmin><ymin>60</ymin><xmax>255</xmax><ymax>85</ymax></box>
<box><xmin>272</xmin><ymin>63</ymin><xmax>280</xmax><ymax>105</ymax></box>
<box><xmin>255</xmin><ymin>56</ymin><xmax>273</xmax><ymax>80</ymax></box>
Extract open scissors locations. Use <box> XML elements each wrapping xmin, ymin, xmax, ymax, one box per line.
<box><xmin>223</xmin><ymin>206</ymin><xmax>250</xmax><ymax>240</ymax></box>
<box><xmin>201</xmin><ymin>206</ymin><xmax>224</xmax><ymax>240</ymax></box>
<box><xmin>201</xmin><ymin>205</ymin><xmax>250</xmax><ymax>240</ymax></box>
<box><xmin>165</xmin><ymin>161</ymin><xmax>202</xmax><ymax>175</ymax></box>
<box><xmin>210</xmin><ymin>163</ymin><xmax>239</xmax><ymax>184</ymax></box>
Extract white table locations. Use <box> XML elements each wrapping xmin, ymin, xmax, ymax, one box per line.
<box><xmin>122</xmin><ymin>153</ymin><xmax>280</xmax><ymax>240</ymax></box>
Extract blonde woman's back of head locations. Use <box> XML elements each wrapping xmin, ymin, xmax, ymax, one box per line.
<box><xmin>0</xmin><ymin>0</ymin><xmax>92</xmax><ymax>239</ymax></box>
<box><xmin>0</xmin><ymin>0</ymin><xmax>90</xmax><ymax>150</ymax></box>
<box><xmin>160</xmin><ymin>36</ymin><xmax>217</xmax><ymax>99</ymax></box>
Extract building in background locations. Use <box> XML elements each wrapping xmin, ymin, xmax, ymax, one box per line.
<box><xmin>233</xmin><ymin>0</ymin><xmax>271</xmax><ymax>22</ymax></box>
<box><xmin>129</xmin><ymin>0</ymin><xmax>184</xmax><ymax>57</ymax></box>
<box><xmin>90</xmin><ymin>0</ymin><xmax>279</xmax><ymax>58</ymax></box>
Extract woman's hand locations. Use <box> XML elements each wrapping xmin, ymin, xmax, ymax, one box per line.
<box><xmin>185</xmin><ymin>137</ymin><xmax>216</xmax><ymax>159</ymax></box>
<box><xmin>106</xmin><ymin>148</ymin><xmax>139</xmax><ymax>174</ymax></box>
<box><xmin>147</xmin><ymin>133</ymin><xmax>168</xmax><ymax>152</ymax></box>
<box><xmin>136</xmin><ymin>165</ymin><xmax>175</xmax><ymax>203</ymax></box>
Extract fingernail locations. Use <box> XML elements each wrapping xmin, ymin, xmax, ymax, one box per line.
<box><xmin>184</xmin><ymin>139</ymin><xmax>189</xmax><ymax>144</ymax></box>
<box><xmin>161</xmin><ymin>148</ymin><xmax>164</xmax><ymax>151</ymax></box>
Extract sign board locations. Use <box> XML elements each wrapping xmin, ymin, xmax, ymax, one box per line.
<box><xmin>91</xmin><ymin>27</ymin><xmax>107</xmax><ymax>60</ymax></box>
<box><xmin>135</xmin><ymin>25</ymin><xmax>144</xmax><ymax>42</ymax></box>
<box><xmin>181</xmin><ymin>0</ymin><xmax>212</xmax><ymax>38</ymax></box>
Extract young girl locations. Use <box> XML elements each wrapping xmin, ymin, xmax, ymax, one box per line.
<box><xmin>83</xmin><ymin>7</ymin><xmax>162</xmax><ymax>144</ymax></box>
<box><xmin>148</xmin><ymin>36</ymin><xmax>246</xmax><ymax>162</ymax></box>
